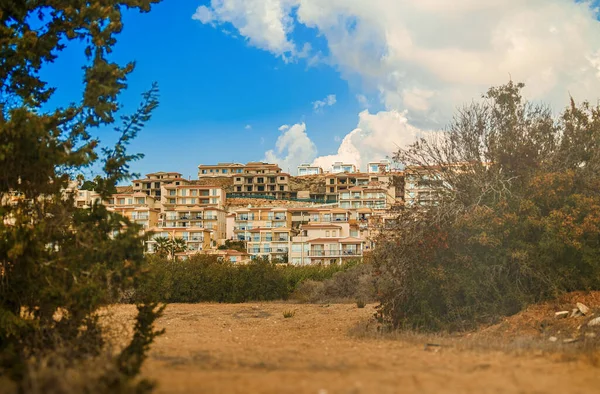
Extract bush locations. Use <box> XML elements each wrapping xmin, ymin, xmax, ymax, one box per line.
<box><xmin>135</xmin><ymin>255</ymin><xmax>288</xmax><ymax>303</ymax></box>
<box><xmin>375</xmin><ymin>81</ymin><xmax>600</xmax><ymax>332</ymax></box>
<box><xmin>291</xmin><ymin>263</ymin><xmax>377</xmax><ymax>303</ymax></box>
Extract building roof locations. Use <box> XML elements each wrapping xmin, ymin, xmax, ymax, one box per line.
<box><xmin>338</xmin><ymin>237</ymin><xmax>365</xmax><ymax>244</ymax></box>
<box><xmin>308</xmin><ymin>237</ymin><xmax>343</xmax><ymax>243</ymax></box>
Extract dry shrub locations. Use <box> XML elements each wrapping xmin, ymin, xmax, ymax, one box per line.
<box><xmin>291</xmin><ymin>263</ymin><xmax>377</xmax><ymax>303</ymax></box>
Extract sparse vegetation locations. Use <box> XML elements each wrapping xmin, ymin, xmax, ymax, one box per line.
<box><xmin>374</xmin><ymin>81</ymin><xmax>600</xmax><ymax>332</ymax></box>
<box><xmin>283</xmin><ymin>310</ymin><xmax>296</xmax><ymax>318</ymax></box>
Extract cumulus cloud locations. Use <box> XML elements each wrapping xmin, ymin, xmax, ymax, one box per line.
<box><xmin>356</xmin><ymin>94</ymin><xmax>370</xmax><ymax>108</ymax></box>
<box><xmin>196</xmin><ymin>0</ymin><xmax>600</xmax><ymax>165</ymax></box>
<box><xmin>312</xmin><ymin>94</ymin><xmax>337</xmax><ymax>112</ymax></box>
<box><xmin>312</xmin><ymin>110</ymin><xmax>425</xmax><ymax>171</ymax></box>
<box><xmin>192</xmin><ymin>0</ymin><xmax>298</xmax><ymax>59</ymax></box>
<box><xmin>245</xmin><ymin>124</ymin><xmax>252</xmax><ymax>130</ymax></box>
<box><xmin>264</xmin><ymin>123</ymin><xmax>317</xmax><ymax>173</ymax></box>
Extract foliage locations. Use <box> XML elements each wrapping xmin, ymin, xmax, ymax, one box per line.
<box><xmin>291</xmin><ymin>262</ymin><xmax>377</xmax><ymax>303</ymax></box>
<box><xmin>374</xmin><ymin>81</ymin><xmax>600</xmax><ymax>331</ymax></box>
<box><xmin>0</xmin><ymin>1</ymin><xmax>162</xmax><ymax>392</ymax></box>
<box><xmin>282</xmin><ymin>310</ymin><xmax>295</xmax><ymax>318</ymax></box>
<box><xmin>218</xmin><ymin>240</ymin><xmax>246</xmax><ymax>252</ymax></box>
<box><xmin>133</xmin><ymin>256</ymin><xmax>366</xmax><ymax>303</ymax></box>
<box><xmin>152</xmin><ymin>237</ymin><xmax>187</xmax><ymax>260</ymax></box>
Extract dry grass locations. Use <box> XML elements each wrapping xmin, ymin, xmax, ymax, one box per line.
<box><xmin>105</xmin><ymin>302</ymin><xmax>600</xmax><ymax>394</ymax></box>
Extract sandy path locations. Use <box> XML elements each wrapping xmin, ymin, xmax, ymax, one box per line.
<box><xmin>111</xmin><ymin>303</ymin><xmax>600</xmax><ymax>394</ymax></box>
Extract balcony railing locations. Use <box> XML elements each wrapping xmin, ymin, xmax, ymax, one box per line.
<box><xmin>307</xmin><ymin>250</ymin><xmax>362</xmax><ymax>257</ymax></box>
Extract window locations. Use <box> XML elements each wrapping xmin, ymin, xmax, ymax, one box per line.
<box><xmin>236</xmin><ymin>177</ymin><xmax>242</xmax><ymax>182</ymax></box>
<box><xmin>127</xmin><ymin>198</ymin><xmax>133</xmax><ymax>205</ymax></box>
<box><xmin>223</xmin><ymin>169</ymin><xmax>228</xmax><ymax>173</ymax></box>
<box><xmin>332</xmin><ymin>231</ymin><xmax>337</xmax><ymax>237</ymax></box>
<box><xmin>329</xmin><ymin>179</ymin><xmax>335</xmax><ymax>185</ymax></box>
<box><xmin>135</xmin><ymin>183</ymin><xmax>140</xmax><ymax>187</ymax></box>
<box><xmin>279</xmin><ymin>176</ymin><xmax>285</xmax><ymax>181</ymax></box>
<box><xmin>181</xmin><ymin>198</ymin><xmax>187</xmax><ymax>204</ymax></box>
<box><xmin>279</xmin><ymin>186</ymin><xmax>284</xmax><ymax>191</ymax></box>
<box><xmin>190</xmin><ymin>198</ymin><xmax>196</xmax><ymax>204</ymax></box>
<box><xmin>118</xmin><ymin>198</ymin><xmax>125</xmax><ymax>205</ymax></box>
<box><xmin>181</xmin><ymin>189</ymin><xmax>187</xmax><ymax>196</ymax></box>
<box><xmin>350</xmin><ymin>230</ymin><xmax>358</xmax><ymax>237</ymax></box>
<box><xmin>201</xmin><ymin>170</ymin><xmax>207</xmax><ymax>174</ymax></box>
<box><xmin>169</xmin><ymin>198</ymin><xmax>176</xmax><ymax>204</ymax></box>
<box><xmin>236</xmin><ymin>186</ymin><xmax>242</xmax><ymax>192</ymax></box>
<box><xmin>175</xmin><ymin>182</ymin><xmax>180</xmax><ymax>186</ymax></box>
<box><xmin>136</xmin><ymin>198</ymin><xmax>145</xmax><ymax>204</ymax></box>
<box><xmin>330</xmin><ymin>187</ymin><xmax>334</xmax><ymax>193</ymax></box>
<box><xmin>191</xmin><ymin>190</ymin><xmax>197</xmax><ymax>196</ymax></box>
<box><xmin>211</xmin><ymin>189</ymin><xmax>217</xmax><ymax>196</ymax></box>
<box><xmin>108</xmin><ymin>199</ymin><xmax>115</xmax><ymax>205</ymax></box>
<box><xmin>326</xmin><ymin>231</ymin><xmax>330</xmax><ymax>237</ymax></box>
<box><xmin>154</xmin><ymin>182</ymin><xmax>160</xmax><ymax>189</ymax></box>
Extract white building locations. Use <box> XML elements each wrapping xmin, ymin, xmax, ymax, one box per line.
<box><xmin>368</xmin><ymin>159</ymin><xmax>392</xmax><ymax>174</ymax></box>
<box><xmin>331</xmin><ymin>162</ymin><xmax>357</xmax><ymax>174</ymax></box>
<box><xmin>297</xmin><ymin>164</ymin><xmax>323</xmax><ymax>176</ymax></box>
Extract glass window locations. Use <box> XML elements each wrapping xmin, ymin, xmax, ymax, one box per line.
<box><xmin>127</xmin><ymin>198</ymin><xmax>133</xmax><ymax>205</ymax></box>
<box><xmin>326</xmin><ymin>231</ymin><xmax>330</xmax><ymax>237</ymax></box>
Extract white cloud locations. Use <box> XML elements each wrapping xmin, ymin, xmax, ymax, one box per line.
<box><xmin>245</xmin><ymin>124</ymin><xmax>252</xmax><ymax>130</ymax></box>
<box><xmin>278</xmin><ymin>124</ymin><xmax>290</xmax><ymax>131</ymax></box>
<box><xmin>264</xmin><ymin>123</ymin><xmax>317</xmax><ymax>173</ymax></box>
<box><xmin>356</xmin><ymin>94</ymin><xmax>369</xmax><ymax>108</ymax></box>
<box><xmin>312</xmin><ymin>110</ymin><xmax>425</xmax><ymax>171</ymax></box>
<box><xmin>192</xmin><ymin>0</ymin><xmax>300</xmax><ymax>60</ymax></box>
<box><xmin>312</xmin><ymin>94</ymin><xmax>337</xmax><ymax>112</ymax></box>
<box><xmin>196</xmin><ymin>0</ymin><xmax>600</xmax><ymax>166</ymax></box>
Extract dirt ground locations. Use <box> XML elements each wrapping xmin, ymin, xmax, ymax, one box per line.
<box><xmin>108</xmin><ymin>302</ymin><xmax>600</xmax><ymax>394</ymax></box>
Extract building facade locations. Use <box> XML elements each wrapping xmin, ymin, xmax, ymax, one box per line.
<box><xmin>297</xmin><ymin>164</ymin><xmax>323</xmax><ymax>176</ymax></box>
<box><xmin>331</xmin><ymin>162</ymin><xmax>357</xmax><ymax>174</ymax></box>
<box><xmin>104</xmin><ymin>191</ymin><xmax>161</xmax><ymax>229</ymax></box>
<box><xmin>232</xmin><ymin>207</ymin><xmax>292</xmax><ymax>261</ymax></box>
<box><xmin>133</xmin><ymin>172</ymin><xmax>187</xmax><ymax>198</ymax></box>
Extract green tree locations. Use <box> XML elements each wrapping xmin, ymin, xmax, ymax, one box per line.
<box><xmin>0</xmin><ymin>1</ymin><xmax>163</xmax><ymax>392</ymax></box>
<box><xmin>153</xmin><ymin>236</ymin><xmax>171</xmax><ymax>259</ymax></box>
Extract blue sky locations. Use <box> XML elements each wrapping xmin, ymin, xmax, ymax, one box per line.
<box><xmin>41</xmin><ymin>0</ymin><xmax>600</xmax><ymax>179</ymax></box>
<box><xmin>41</xmin><ymin>1</ymin><xmax>370</xmax><ymax>179</ymax></box>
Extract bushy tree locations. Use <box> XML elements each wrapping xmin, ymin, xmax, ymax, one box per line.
<box><xmin>374</xmin><ymin>81</ymin><xmax>600</xmax><ymax>331</ymax></box>
<box><xmin>0</xmin><ymin>1</ymin><xmax>163</xmax><ymax>391</ymax></box>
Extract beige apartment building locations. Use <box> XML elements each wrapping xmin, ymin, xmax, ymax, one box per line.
<box><xmin>104</xmin><ymin>191</ymin><xmax>161</xmax><ymax>229</ymax></box>
<box><xmin>153</xmin><ymin>184</ymin><xmax>227</xmax><ymax>252</ymax></box>
<box><xmin>74</xmin><ymin>189</ymin><xmax>102</xmax><ymax>208</ymax></box>
<box><xmin>133</xmin><ymin>171</ymin><xmax>187</xmax><ymax>198</ymax></box>
<box><xmin>232</xmin><ymin>207</ymin><xmax>292</xmax><ymax>260</ymax></box>
<box><xmin>338</xmin><ymin>185</ymin><xmax>388</xmax><ymax>210</ymax></box>
<box><xmin>198</xmin><ymin>162</ymin><xmax>282</xmax><ymax>178</ymax></box>
<box><xmin>404</xmin><ymin>165</ymin><xmax>446</xmax><ymax>207</ymax></box>
<box><xmin>289</xmin><ymin>221</ymin><xmax>366</xmax><ymax>265</ymax></box>
<box><xmin>232</xmin><ymin>172</ymin><xmax>292</xmax><ymax>199</ymax></box>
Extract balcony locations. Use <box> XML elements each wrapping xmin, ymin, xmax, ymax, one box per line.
<box><xmin>307</xmin><ymin>250</ymin><xmax>362</xmax><ymax>257</ymax></box>
<box><xmin>131</xmin><ymin>215</ymin><xmax>149</xmax><ymax>220</ymax></box>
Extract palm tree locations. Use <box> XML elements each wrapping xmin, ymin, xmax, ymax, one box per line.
<box><xmin>153</xmin><ymin>237</ymin><xmax>170</xmax><ymax>258</ymax></box>
<box><xmin>170</xmin><ymin>237</ymin><xmax>188</xmax><ymax>260</ymax></box>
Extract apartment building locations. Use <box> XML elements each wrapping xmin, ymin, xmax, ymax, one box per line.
<box><xmin>197</xmin><ymin>162</ymin><xmax>245</xmax><ymax>177</ymax></box>
<box><xmin>231</xmin><ymin>172</ymin><xmax>292</xmax><ymax>199</ymax></box>
<box><xmin>74</xmin><ymin>189</ymin><xmax>101</xmax><ymax>208</ymax></box>
<box><xmin>331</xmin><ymin>162</ymin><xmax>357</xmax><ymax>174</ymax></box>
<box><xmin>297</xmin><ymin>164</ymin><xmax>323</xmax><ymax>176</ymax></box>
<box><xmin>232</xmin><ymin>207</ymin><xmax>292</xmax><ymax>261</ymax></box>
<box><xmin>289</xmin><ymin>221</ymin><xmax>366</xmax><ymax>265</ymax></box>
<box><xmin>198</xmin><ymin>162</ymin><xmax>282</xmax><ymax>178</ymax></box>
<box><xmin>404</xmin><ymin>166</ymin><xmax>446</xmax><ymax>207</ymax></box>
<box><xmin>104</xmin><ymin>191</ymin><xmax>161</xmax><ymax>229</ymax></box>
<box><xmin>338</xmin><ymin>185</ymin><xmax>388</xmax><ymax>210</ymax></box>
<box><xmin>367</xmin><ymin>159</ymin><xmax>392</xmax><ymax>174</ymax></box>
<box><xmin>158</xmin><ymin>184</ymin><xmax>227</xmax><ymax>246</ymax></box>
<box><xmin>133</xmin><ymin>171</ymin><xmax>187</xmax><ymax>198</ymax></box>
